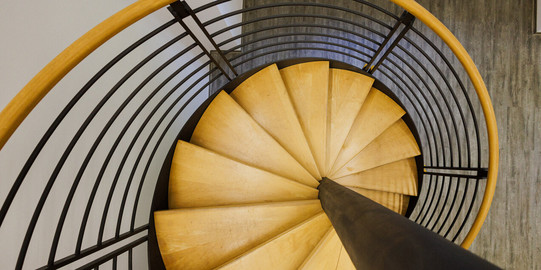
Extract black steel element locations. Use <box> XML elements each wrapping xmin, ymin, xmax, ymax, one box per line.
<box><xmin>168</xmin><ymin>1</ymin><xmax>233</xmax><ymax>81</ymax></box>
<box><xmin>37</xmin><ymin>225</ymin><xmax>148</xmax><ymax>270</ymax></box>
<box><xmin>318</xmin><ymin>178</ymin><xmax>500</xmax><ymax>270</ymax></box>
<box><xmin>424</xmin><ymin>167</ymin><xmax>488</xmax><ymax>179</ymax></box>
<box><xmin>74</xmin><ymin>236</ymin><xmax>147</xmax><ymax>270</ymax></box>
<box><xmin>363</xmin><ymin>11</ymin><xmax>416</xmax><ymax>73</ymax></box>
<box><xmin>180</xmin><ymin>1</ymin><xmax>238</xmax><ymax>77</ymax></box>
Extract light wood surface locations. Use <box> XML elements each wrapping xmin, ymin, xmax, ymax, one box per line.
<box><xmin>154</xmin><ymin>200</ymin><xmax>322</xmax><ymax>270</ymax></box>
<box><xmin>168</xmin><ymin>141</ymin><xmax>318</xmax><ymax>209</ymax></box>
<box><xmin>231</xmin><ymin>64</ymin><xmax>320</xmax><ymax>179</ymax></box>
<box><xmin>346</xmin><ymin>186</ymin><xmax>410</xmax><ymax>215</ymax></box>
<box><xmin>299</xmin><ymin>228</ymin><xmax>342</xmax><ymax>270</ymax></box>
<box><xmin>326</xmin><ymin>69</ymin><xmax>374</xmax><ymax>175</ymax></box>
<box><xmin>191</xmin><ymin>91</ymin><xmax>318</xmax><ymax>187</ymax></box>
<box><xmin>216</xmin><ymin>212</ymin><xmax>331</xmax><ymax>270</ymax></box>
<box><xmin>334</xmin><ymin>158</ymin><xmax>418</xmax><ymax>196</ymax></box>
<box><xmin>0</xmin><ymin>0</ymin><xmax>177</xmax><ymax>150</ymax></box>
<box><xmin>390</xmin><ymin>0</ymin><xmax>499</xmax><ymax>249</ymax></box>
<box><xmin>336</xmin><ymin>246</ymin><xmax>356</xmax><ymax>270</ymax></box>
<box><xmin>280</xmin><ymin>61</ymin><xmax>330</xmax><ymax>176</ymax></box>
<box><xmin>331</xmin><ymin>88</ymin><xmax>405</xmax><ymax>173</ymax></box>
<box><xmin>331</xmin><ymin>119</ymin><xmax>420</xmax><ymax>179</ymax></box>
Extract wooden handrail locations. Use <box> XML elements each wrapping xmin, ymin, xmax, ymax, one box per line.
<box><xmin>0</xmin><ymin>0</ymin><xmax>498</xmax><ymax>250</ymax></box>
<box><xmin>0</xmin><ymin>0</ymin><xmax>176</xmax><ymax>150</ymax></box>
<box><xmin>390</xmin><ymin>0</ymin><xmax>499</xmax><ymax>249</ymax></box>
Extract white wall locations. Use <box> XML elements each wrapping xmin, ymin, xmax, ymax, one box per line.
<box><xmin>0</xmin><ymin>0</ymin><xmax>241</xmax><ymax>269</ymax></box>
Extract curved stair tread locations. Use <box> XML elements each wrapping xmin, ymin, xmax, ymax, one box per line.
<box><xmin>154</xmin><ymin>200</ymin><xmax>322</xmax><ymax>270</ymax></box>
<box><xmin>334</xmin><ymin>158</ymin><xmax>418</xmax><ymax>196</ymax></box>
<box><xmin>216</xmin><ymin>212</ymin><xmax>332</xmax><ymax>270</ymax></box>
<box><xmin>231</xmin><ymin>64</ymin><xmax>320</xmax><ymax>179</ymax></box>
<box><xmin>336</xmin><ymin>246</ymin><xmax>356</xmax><ymax>270</ymax></box>
<box><xmin>326</xmin><ymin>68</ymin><xmax>373</xmax><ymax>175</ymax></box>
<box><xmin>331</xmin><ymin>88</ymin><xmax>406</xmax><ymax>173</ymax></box>
<box><xmin>299</xmin><ymin>228</ymin><xmax>342</xmax><ymax>270</ymax></box>
<box><xmin>169</xmin><ymin>141</ymin><xmax>319</xmax><ymax>209</ymax></box>
<box><xmin>280</xmin><ymin>61</ymin><xmax>329</xmax><ymax>176</ymax></box>
<box><xmin>191</xmin><ymin>91</ymin><xmax>318</xmax><ymax>188</ymax></box>
<box><xmin>330</xmin><ymin>119</ymin><xmax>420</xmax><ymax>179</ymax></box>
<box><xmin>345</xmin><ymin>186</ymin><xmax>409</xmax><ymax>215</ymax></box>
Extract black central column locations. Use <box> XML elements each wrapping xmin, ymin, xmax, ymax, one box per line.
<box><xmin>318</xmin><ymin>178</ymin><xmax>500</xmax><ymax>270</ymax></box>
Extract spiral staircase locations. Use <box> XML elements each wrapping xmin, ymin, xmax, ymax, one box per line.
<box><xmin>154</xmin><ymin>62</ymin><xmax>419</xmax><ymax>269</ymax></box>
<box><xmin>0</xmin><ymin>0</ymin><xmax>499</xmax><ymax>269</ymax></box>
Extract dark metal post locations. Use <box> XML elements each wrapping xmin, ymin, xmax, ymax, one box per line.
<box><xmin>318</xmin><ymin>178</ymin><xmax>500</xmax><ymax>270</ymax></box>
<box><xmin>168</xmin><ymin>1</ymin><xmax>233</xmax><ymax>81</ymax></box>
<box><xmin>363</xmin><ymin>11</ymin><xmax>416</xmax><ymax>73</ymax></box>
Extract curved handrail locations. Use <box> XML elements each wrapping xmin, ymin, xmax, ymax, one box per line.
<box><xmin>0</xmin><ymin>0</ymin><xmax>498</xmax><ymax>250</ymax></box>
<box><xmin>390</xmin><ymin>0</ymin><xmax>498</xmax><ymax>249</ymax></box>
<box><xmin>0</xmin><ymin>0</ymin><xmax>176</xmax><ymax>150</ymax></box>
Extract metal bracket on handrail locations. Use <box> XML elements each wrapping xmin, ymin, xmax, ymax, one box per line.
<box><xmin>363</xmin><ymin>11</ymin><xmax>416</xmax><ymax>73</ymax></box>
<box><xmin>168</xmin><ymin>1</ymin><xmax>238</xmax><ymax>81</ymax></box>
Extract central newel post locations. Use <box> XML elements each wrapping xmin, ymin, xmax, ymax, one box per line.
<box><xmin>317</xmin><ymin>178</ymin><xmax>500</xmax><ymax>270</ymax></box>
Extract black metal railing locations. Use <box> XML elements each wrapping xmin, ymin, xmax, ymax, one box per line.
<box><xmin>0</xmin><ymin>0</ymin><xmax>490</xmax><ymax>269</ymax></box>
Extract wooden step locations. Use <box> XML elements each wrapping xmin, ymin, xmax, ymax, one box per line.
<box><xmin>169</xmin><ymin>141</ymin><xmax>319</xmax><ymax>209</ymax></box>
<box><xmin>154</xmin><ymin>200</ymin><xmax>322</xmax><ymax>270</ymax></box>
<box><xmin>330</xmin><ymin>119</ymin><xmax>420</xmax><ymax>179</ymax></box>
<box><xmin>299</xmin><ymin>228</ymin><xmax>342</xmax><ymax>270</ymax></box>
<box><xmin>280</xmin><ymin>61</ymin><xmax>329</xmax><ymax>176</ymax></box>
<box><xmin>336</xmin><ymin>246</ymin><xmax>356</xmax><ymax>270</ymax></box>
<box><xmin>334</xmin><ymin>158</ymin><xmax>418</xmax><ymax>196</ymax></box>
<box><xmin>191</xmin><ymin>91</ymin><xmax>318</xmax><ymax>188</ymax></box>
<box><xmin>216</xmin><ymin>212</ymin><xmax>332</xmax><ymax>270</ymax></box>
<box><xmin>326</xmin><ymin>69</ymin><xmax>373</xmax><ymax>175</ymax></box>
<box><xmin>330</xmin><ymin>88</ymin><xmax>406</xmax><ymax>174</ymax></box>
<box><xmin>231</xmin><ymin>64</ymin><xmax>321</xmax><ymax>179</ymax></box>
<box><xmin>345</xmin><ymin>187</ymin><xmax>410</xmax><ymax>215</ymax></box>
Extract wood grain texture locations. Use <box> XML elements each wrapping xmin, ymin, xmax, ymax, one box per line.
<box><xmin>334</xmin><ymin>158</ymin><xmax>418</xmax><ymax>196</ymax></box>
<box><xmin>336</xmin><ymin>246</ymin><xmax>356</xmax><ymax>270</ymax></box>
<box><xmin>331</xmin><ymin>119</ymin><xmax>420</xmax><ymax>179</ymax></box>
<box><xmin>216</xmin><ymin>212</ymin><xmax>331</xmax><ymax>270</ymax></box>
<box><xmin>326</xmin><ymin>68</ymin><xmax>374</xmax><ymax>175</ymax></box>
<box><xmin>231</xmin><ymin>64</ymin><xmax>321</xmax><ymax>179</ymax></box>
<box><xmin>299</xmin><ymin>228</ymin><xmax>342</xmax><ymax>270</ymax></box>
<box><xmin>154</xmin><ymin>200</ymin><xmax>322</xmax><ymax>270</ymax></box>
<box><xmin>331</xmin><ymin>88</ymin><xmax>406</xmax><ymax>173</ymax></box>
<box><xmin>168</xmin><ymin>141</ymin><xmax>318</xmax><ymax>209</ymax></box>
<box><xmin>280</xmin><ymin>61</ymin><xmax>330</xmax><ymax>177</ymax></box>
<box><xmin>191</xmin><ymin>91</ymin><xmax>318</xmax><ymax>187</ymax></box>
<box><xmin>345</xmin><ymin>186</ymin><xmax>410</xmax><ymax>215</ymax></box>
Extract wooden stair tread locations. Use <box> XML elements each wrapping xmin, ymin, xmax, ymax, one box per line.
<box><xmin>330</xmin><ymin>119</ymin><xmax>420</xmax><ymax>179</ymax></box>
<box><xmin>345</xmin><ymin>186</ymin><xmax>410</xmax><ymax>215</ymax></box>
<box><xmin>217</xmin><ymin>212</ymin><xmax>332</xmax><ymax>270</ymax></box>
<box><xmin>231</xmin><ymin>64</ymin><xmax>321</xmax><ymax>179</ymax></box>
<box><xmin>336</xmin><ymin>246</ymin><xmax>356</xmax><ymax>270</ymax></box>
<box><xmin>191</xmin><ymin>91</ymin><xmax>318</xmax><ymax>187</ymax></box>
<box><xmin>154</xmin><ymin>200</ymin><xmax>322</xmax><ymax>270</ymax></box>
<box><xmin>280</xmin><ymin>61</ymin><xmax>329</xmax><ymax>176</ymax></box>
<box><xmin>299</xmin><ymin>228</ymin><xmax>342</xmax><ymax>270</ymax></box>
<box><xmin>331</xmin><ymin>88</ymin><xmax>406</xmax><ymax>174</ymax></box>
<box><xmin>169</xmin><ymin>141</ymin><xmax>319</xmax><ymax>209</ymax></box>
<box><xmin>326</xmin><ymin>68</ymin><xmax>373</xmax><ymax>175</ymax></box>
<box><xmin>334</xmin><ymin>158</ymin><xmax>418</xmax><ymax>196</ymax></box>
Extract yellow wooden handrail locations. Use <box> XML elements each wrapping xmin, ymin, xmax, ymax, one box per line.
<box><xmin>390</xmin><ymin>0</ymin><xmax>499</xmax><ymax>249</ymax></box>
<box><xmin>0</xmin><ymin>0</ymin><xmax>498</xmax><ymax>250</ymax></box>
<box><xmin>0</xmin><ymin>0</ymin><xmax>176</xmax><ymax>150</ymax></box>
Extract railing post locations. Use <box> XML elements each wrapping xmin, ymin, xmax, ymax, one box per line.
<box><xmin>363</xmin><ymin>11</ymin><xmax>415</xmax><ymax>73</ymax></box>
<box><xmin>168</xmin><ymin>1</ymin><xmax>234</xmax><ymax>81</ymax></box>
<box><xmin>318</xmin><ymin>178</ymin><xmax>500</xmax><ymax>270</ymax></box>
